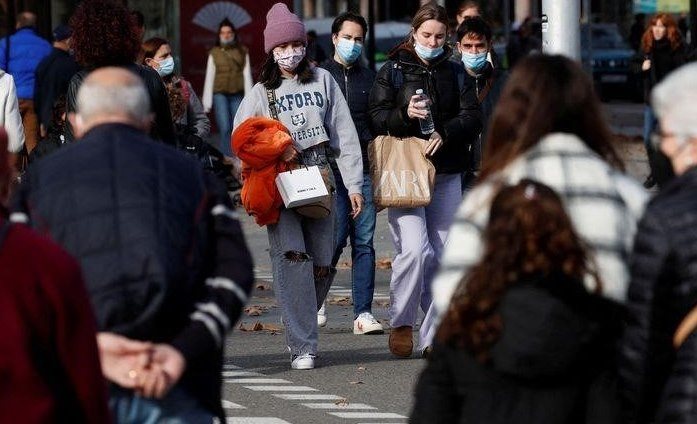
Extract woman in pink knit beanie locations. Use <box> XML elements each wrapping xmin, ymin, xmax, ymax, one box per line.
<box><xmin>233</xmin><ymin>2</ymin><xmax>365</xmax><ymax>371</ymax></box>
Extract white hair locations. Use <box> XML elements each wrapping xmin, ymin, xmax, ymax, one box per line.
<box><xmin>651</xmin><ymin>62</ymin><xmax>697</xmax><ymax>138</ymax></box>
<box><xmin>76</xmin><ymin>71</ymin><xmax>151</xmax><ymax>124</ymax></box>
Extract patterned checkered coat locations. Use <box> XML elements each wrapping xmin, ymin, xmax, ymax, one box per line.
<box><xmin>432</xmin><ymin>132</ymin><xmax>649</xmax><ymax>318</ymax></box>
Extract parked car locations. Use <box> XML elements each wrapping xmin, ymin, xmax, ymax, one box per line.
<box><xmin>303</xmin><ymin>18</ymin><xmax>411</xmax><ymax>71</ymax></box>
<box><xmin>582</xmin><ymin>23</ymin><xmax>640</xmax><ymax>100</ymax></box>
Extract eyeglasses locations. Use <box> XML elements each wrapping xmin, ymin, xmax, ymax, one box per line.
<box><xmin>651</xmin><ymin>130</ymin><xmax>690</xmax><ymax>151</ymax></box>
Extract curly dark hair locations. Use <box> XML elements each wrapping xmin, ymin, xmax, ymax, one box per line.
<box><xmin>436</xmin><ymin>179</ymin><xmax>600</xmax><ymax>362</ymax></box>
<box><xmin>69</xmin><ymin>0</ymin><xmax>141</xmax><ymax>68</ymax></box>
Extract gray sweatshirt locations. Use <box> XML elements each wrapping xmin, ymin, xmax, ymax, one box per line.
<box><xmin>234</xmin><ymin>67</ymin><xmax>363</xmax><ymax>195</ymax></box>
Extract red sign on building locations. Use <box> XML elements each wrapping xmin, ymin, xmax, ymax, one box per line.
<box><xmin>179</xmin><ymin>0</ymin><xmax>292</xmax><ymax>95</ymax></box>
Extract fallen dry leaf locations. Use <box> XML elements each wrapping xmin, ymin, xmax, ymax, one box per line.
<box><xmin>357</xmin><ymin>366</ymin><xmax>366</xmax><ymax>371</ymax></box>
<box><xmin>244</xmin><ymin>305</ymin><xmax>269</xmax><ymax>316</ymax></box>
<box><xmin>255</xmin><ymin>283</ymin><xmax>272</xmax><ymax>291</ymax></box>
<box><xmin>336</xmin><ymin>261</ymin><xmax>351</xmax><ymax>270</ymax></box>
<box><xmin>376</xmin><ymin>258</ymin><xmax>392</xmax><ymax>270</ymax></box>
<box><xmin>328</xmin><ymin>296</ymin><xmax>353</xmax><ymax>306</ymax></box>
<box><xmin>375</xmin><ymin>299</ymin><xmax>390</xmax><ymax>307</ymax></box>
<box><xmin>334</xmin><ymin>398</ymin><xmax>350</xmax><ymax>407</ymax></box>
<box><xmin>237</xmin><ymin>321</ymin><xmax>283</xmax><ymax>334</ymax></box>
<box><xmin>349</xmin><ymin>380</ymin><xmax>364</xmax><ymax>385</ymax></box>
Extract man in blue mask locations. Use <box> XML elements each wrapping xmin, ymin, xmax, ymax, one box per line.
<box><xmin>319</xmin><ymin>12</ymin><xmax>384</xmax><ymax>336</ymax></box>
<box><xmin>456</xmin><ymin>16</ymin><xmax>507</xmax><ymax>189</ymax></box>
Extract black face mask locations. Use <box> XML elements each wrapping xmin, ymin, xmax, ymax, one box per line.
<box><xmin>649</xmin><ymin>147</ymin><xmax>676</xmax><ymax>188</ymax></box>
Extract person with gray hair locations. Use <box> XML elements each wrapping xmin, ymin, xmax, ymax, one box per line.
<box><xmin>620</xmin><ymin>61</ymin><xmax>697</xmax><ymax>424</ymax></box>
<box><xmin>11</xmin><ymin>66</ymin><xmax>254</xmax><ymax>422</ymax></box>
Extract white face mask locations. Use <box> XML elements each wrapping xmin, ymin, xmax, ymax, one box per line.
<box><xmin>273</xmin><ymin>46</ymin><xmax>306</xmax><ymax>71</ymax></box>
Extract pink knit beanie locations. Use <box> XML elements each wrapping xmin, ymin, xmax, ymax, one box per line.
<box><xmin>263</xmin><ymin>3</ymin><xmax>306</xmax><ymax>53</ymax></box>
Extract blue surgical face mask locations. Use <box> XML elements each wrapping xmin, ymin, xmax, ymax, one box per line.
<box><xmin>156</xmin><ymin>56</ymin><xmax>175</xmax><ymax>77</ymax></box>
<box><xmin>414</xmin><ymin>41</ymin><xmax>444</xmax><ymax>61</ymax></box>
<box><xmin>461</xmin><ymin>51</ymin><xmax>488</xmax><ymax>73</ymax></box>
<box><xmin>336</xmin><ymin>38</ymin><xmax>363</xmax><ymax>64</ymax></box>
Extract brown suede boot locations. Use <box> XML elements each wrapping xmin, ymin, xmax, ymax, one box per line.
<box><xmin>389</xmin><ymin>326</ymin><xmax>413</xmax><ymax>358</ymax></box>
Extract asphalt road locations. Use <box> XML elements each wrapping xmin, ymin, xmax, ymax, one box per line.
<box><xmin>220</xmin><ymin>101</ymin><xmax>650</xmax><ymax>424</ymax></box>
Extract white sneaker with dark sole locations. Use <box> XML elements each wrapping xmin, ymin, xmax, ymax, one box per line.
<box><xmin>353</xmin><ymin>312</ymin><xmax>384</xmax><ymax>335</ymax></box>
<box><xmin>291</xmin><ymin>353</ymin><xmax>316</xmax><ymax>370</ymax></box>
<box><xmin>317</xmin><ymin>302</ymin><xmax>327</xmax><ymax>327</ymax></box>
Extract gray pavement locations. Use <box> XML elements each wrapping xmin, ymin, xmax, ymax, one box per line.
<box><xmin>220</xmin><ymin>101</ymin><xmax>651</xmax><ymax>424</ymax></box>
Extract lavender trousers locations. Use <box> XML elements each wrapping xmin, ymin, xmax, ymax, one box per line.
<box><xmin>387</xmin><ymin>173</ymin><xmax>462</xmax><ymax>351</ymax></box>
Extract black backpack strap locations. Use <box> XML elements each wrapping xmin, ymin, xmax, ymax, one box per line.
<box><xmin>390</xmin><ymin>62</ymin><xmax>404</xmax><ymax>91</ymax></box>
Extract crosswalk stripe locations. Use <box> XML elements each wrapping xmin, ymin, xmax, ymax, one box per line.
<box><xmin>227</xmin><ymin>378</ymin><xmax>291</xmax><ymax>384</ymax></box>
<box><xmin>273</xmin><ymin>394</ymin><xmax>344</xmax><ymax>400</ymax></box>
<box><xmin>223</xmin><ymin>371</ymin><xmax>264</xmax><ymax>378</ymax></box>
<box><xmin>223</xmin><ymin>364</ymin><xmax>242</xmax><ymax>370</ymax></box>
<box><xmin>222</xmin><ymin>400</ymin><xmax>246</xmax><ymax>409</ymax></box>
<box><xmin>301</xmin><ymin>402</ymin><xmax>377</xmax><ymax>410</ymax></box>
<box><xmin>225</xmin><ymin>418</ymin><xmax>292</xmax><ymax>424</ymax></box>
<box><xmin>244</xmin><ymin>385</ymin><xmax>318</xmax><ymax>392</ymax></box>
<box><xmin>328</xmin><ymin>412</ymin><xmax>407</xmax><ymax>419</ymax></box>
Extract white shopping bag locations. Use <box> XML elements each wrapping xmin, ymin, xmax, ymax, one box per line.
<box><xmin>275</xmin><ymin>165</ymin><xmax>330</xmax><ymax>208</ymax></box>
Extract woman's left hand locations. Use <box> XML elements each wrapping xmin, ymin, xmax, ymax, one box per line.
<box><xmin>425</xmin><ymin>131</ymin><xmax>443</xmax><ymax>156</ymax></box>
<box><xmin>349</xmin><ymin>193</ymin><xmax>364</xmax><ymax>219</ymax></box>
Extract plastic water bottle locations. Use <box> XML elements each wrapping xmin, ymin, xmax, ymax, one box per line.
<box><xmin>415</xmin><ymin>89</ymin><xmax>435</xmax><ymax>135</ymax></box>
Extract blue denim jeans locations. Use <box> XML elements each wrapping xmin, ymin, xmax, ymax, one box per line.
<box><xmin>643</xmin><ymin>105</ymin><xmax>657</xmax><ymax>153</ymax></box>
<box><xmin>331</xmin><ymin>171</ymin><xmax>377</xmax><ymax>318</ymax></box>
<box><xmin>267</xmin><ymin>144</ymin><xmax>336</xmax><ymax>356</ymax></box>
<box><xmin>109</xmin><ymin>386</ymin><xmax>213</xmax><ymax>424</ymax></box>
<box><xmin>213</xmin><ymin>92</ymin><xmax>243</xmax><ymax>156</ymax></box>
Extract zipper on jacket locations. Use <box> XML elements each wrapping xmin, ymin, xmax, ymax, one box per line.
<box><xmin>343</xmin><ymin>68</ymin><xmax>350</xmax><ymax>107</ymax></box>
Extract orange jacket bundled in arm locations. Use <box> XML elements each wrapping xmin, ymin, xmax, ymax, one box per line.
<box><xmin>231</xmin><ymin>117</ymin><xmax>292</xmax><ymax>226</ymax></box>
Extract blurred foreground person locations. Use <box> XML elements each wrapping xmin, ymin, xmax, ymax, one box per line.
<box><xmin>412</xmin><ymin>180</ymin><xmax>623</xmax><ymax>424</ymax></box>
<box><xmin>429</xmin><ymin>55</ymin><xmax>648</xmax><ymax>346</ymax></box>
<box><xmin>621</xmin><ymin>62</ymin><xmax>697</xmax><ymax>424</ymax></box>
<box><xmin>0</xmin><ymin>127</ymin><xmax>109</xmax><ymax>423</ymax></box>
<box><xmin>12</xmin><ymin>67</ymin><xmax>254</xmax><ymax>422</ymax></box>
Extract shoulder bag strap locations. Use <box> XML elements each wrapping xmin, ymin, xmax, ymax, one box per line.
<box><xmin>674</xmin><ymin>304</ymin><xmax>697</xmax><ymax>349</ymax></box>
<box><xmin>265</xmin><ymin>87</ymin><xmax>279</xmax><ymax>121</ymax></box>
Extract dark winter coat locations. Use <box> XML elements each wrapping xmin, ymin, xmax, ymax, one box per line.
<box><xmin>321</xmin><ymin>57</ymin><xmax>375</xmax><ymax>173</ymax></box>
<box><xmin>620</xmin><ymin>167</ymin><xmax>697</xmax><ymax>424</ymax></box>
<box><xmin>463</xmin><ymin>63</ymin><xmax>507</xmax><ymax>143</ymax></box>
<box><xmin>64</xmin><ymin>63</ymin><xmax>176</xmax><ymax>144</ymax></box>
<box><xmin>368</xmin><ymin>45</ymin><xmax>482</xmax><ymax>174</ymax></box>
<box><xmin>642</xmin><ymin>39</ymin><xmax>686</xmax><ymax>103</ymax></box>
<box><xmin>11</xmin><ymin>123</ymin><xmax>254</xmax><ymax>419</ymax></box>
<box><xmin>33</xmin><ymin>47</ymin><xmax>81</xmax><ymax>130</ymax></box>
<box><xmin>412</xmin><ymin>273</ymin><xmax>623</xmax><ymax>424</ymax></box>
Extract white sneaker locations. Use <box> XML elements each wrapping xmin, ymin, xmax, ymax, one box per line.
<box><xmin>317</xmin><ymin>302</ymin><xmax>327</xmax><ymax>327</ymax></box>
<box><xmin>353</xmin><ymin>312</ymin><xmax>384</xmax><ymax>335</ymax></box>
<box><xmin>291</xmin><ymin>353</ymin><xmax>316</xmax><ymax>370</ymax></box>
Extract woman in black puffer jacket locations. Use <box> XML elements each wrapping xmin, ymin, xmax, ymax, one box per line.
<box><xmin>368</xmin><ymin>3</ymin><xmax>481</xmax><ymax>359</ymax></box>
<box><xmin>620</xmin><ymin>62</ymin><xmax>697</xmax><ymax>424</ymax></box>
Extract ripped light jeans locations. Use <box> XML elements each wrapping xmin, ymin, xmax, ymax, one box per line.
<box><xmin>267</xmin><ymin>143</ymin><xmax>335</xmax><ymax>356</ymax></box>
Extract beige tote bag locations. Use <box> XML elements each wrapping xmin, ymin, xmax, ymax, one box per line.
<box><xmin>368</xmin><ymin>135</ymin><xmax>436</xmax><ymax>208</ymax></box>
